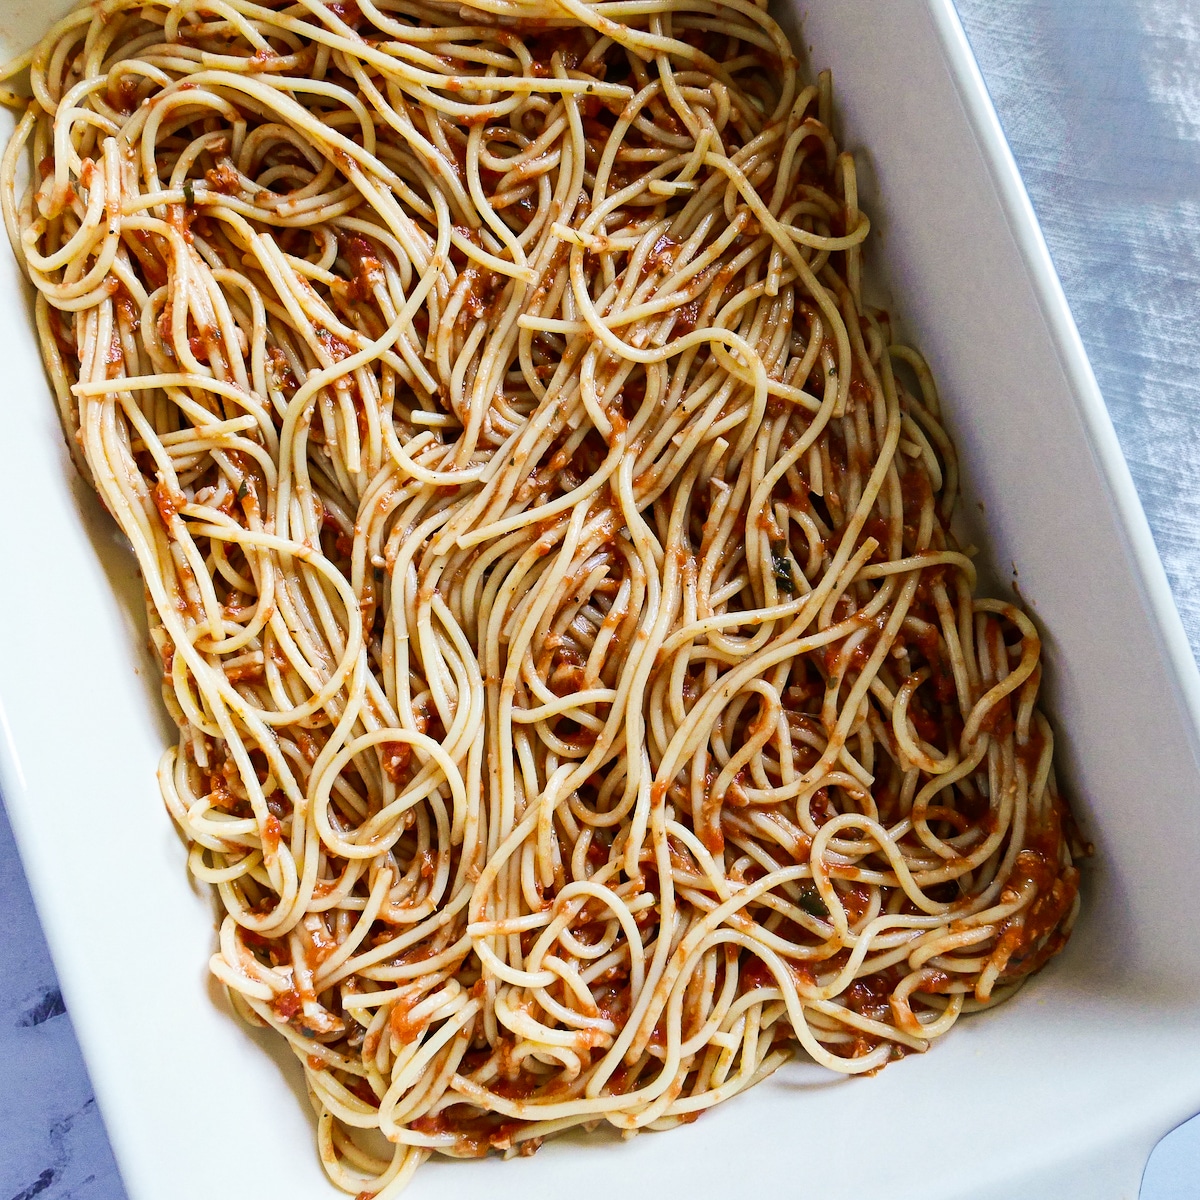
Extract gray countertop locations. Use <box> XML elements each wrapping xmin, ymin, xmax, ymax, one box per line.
<box><xmin>3</xmin><ymin>1</ymin><xmax>1199</xmax><ymax>1197</ymax></box>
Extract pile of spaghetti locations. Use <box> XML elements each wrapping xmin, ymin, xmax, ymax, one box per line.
<box><xmin>2</xmin><ymin>0</ymin><xmax>1085</xmax><ymax>1193</ymax></box>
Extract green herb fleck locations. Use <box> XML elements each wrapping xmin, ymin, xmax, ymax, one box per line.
<box><xmin>237</xmin><ymin>479</ymin><xmax>249</xmax><ymax>501</ymax></box>
<box><xmin>798</xmin><ymin>886</ymin><xmax>828</xmax><ymax>918</ymax></box>
<box><xmin>183</xmin><ymin>178</ymin><xmax>194</xmax><ymax>207</ymax></box>
<box><xmin>770</xmin><ymin>542</ymin><xmax>796</xmax><ymax>594</ymax></box>
<box><xmin>827</xmin><ymin>365</ymin><xmax>836</xmax><ymax>377</ymax></box>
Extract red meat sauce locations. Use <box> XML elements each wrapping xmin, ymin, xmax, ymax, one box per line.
<box><xmin>155</xmin><ymin>297</ymin><xmax>225</xmax><ymax>366</ymax></box>
<box><xmin>738</xmin><ymin>955</ymin><xmax>817</xmax><ymax>996</ymax></box>
<box><xmin>262</xmin><ymin>813</ymin><xmax>283</xmax><ymax>856</ymax></box>
<box><xmin>106</xmin><ymin>280</ymin><xmax>141</xmax><ymax>336</ymax></box>
<box><xmin>672</xmin><ymin>297</ymin><xmax>703</xmax><ymax>338</ymax></box>
<box><xmin>204</xmin><ymin>160</ymin><xmax>242</xmax><ymax>195</ymax></box>
<box><xmin>543</xmin><ymin>645</ymin><xmax>589</xmax><ymax>697</ymax></box>
<box><xmin>377</xmin><ymin>709</ymin><xmax>438</xmax><ymax>786</ymax></box>
<box><xmin>387</xmin><ymin>991</ymin><xmax>430</xmax><ymax>1045</ymax></box>
<box><xmin>796</xmin><ymin>133</ymin><xmax>838</xmax><ymax>189</ymax></box>
<box><xmin>109</xmin><ymin>75</ymin><xmax>142</xmax><ymax>114</ymax></box>
<box><xmin>346</xmin><ymin>1077</ymin><xmax>380</xmax><ymax>1109</ymax></box>
<box><xmin>1014</xmin><ymin>719</ymin><xmax>1048</xmax><ymax>781</ymax></box>
<box><xmin>273</xmin><ymin>988</ymin><xmax>303</xmax><ymax>1021</ymax></box>
<box><xmin>407</xmin><ymin>1108</ymin><xmax>541</xmax><ymax>1159</ymax></box>
<box><xmin>876</xmin><ymin>965</ymin><xmax>959</xmax><ymax>1022</ymax></box>
<box><xmin>911</xmin><ymin>616</ymin><xmax>959</xmax><ymax>705</ymax></box>
<box><xmin>528</xmin><ymin>425</ymin><xmax>619</xmax><ymax>496</ymax></box>
<box><xmin>460</xmin><ymin>265</ymin><xmax>504</xmax><ymax>320</ymax></box>
<box><xmin>334</xmin><ymin>233</ymin><xmax>383</xmax><ymax>301</ymax></box>
<box><xmin>905</xmin><ymin>692</ymin><xmax>946</xmax><ymax>746</ymax></box>
<box><xmin>327</xmin><ymin>0</ymin><xmax>360</xmax><ymax>22</ymax></box>
<box><xmin>151</xmin><ymin>481</ymin><xmax>182</xmax><ymax>528</ymax></box>
<box><xmin>266</xmin><ymin>345</ymin><xmax>298</xmax><ymax>391</ymax></box>
<box><xmin>644</xmin><ymin>232</ymin><xmax>680</xmax><ymax>273</ymax></box>
<box><xmin>315</xmin><ymin>324</ymin><xmax>355</xmax><ymax>363</ymax></box>
<box><xmin>919</xmin><ymin>803</ymin><xmax>973</xmax><ymax>837</ymax></box>
<box><xmin>224</xmin><ymin>657</ymin><xmax>264</xmax><ymax>685</ymax></box>
<box><xmin>525</xmin><ymin>27</ymin><xmax>593</xmax><ymax>76</ymax></box>
<box><xmin>977</xmin><ymin>693</ymin><xmax>1016</xmax><ymax>741</ymax></box>
<box><xmin>992</xmin><ymin>800</ymin><xmax>1080</xmax><ymax>984</ymax></box>
<box><xmin>818</xmin><ymin>467</ymin><xmax>938</xmax><ymax>563</ymax></box>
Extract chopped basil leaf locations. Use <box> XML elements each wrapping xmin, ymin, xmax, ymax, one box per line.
<box><xmin>771</xmin><ymin>542</ymin><xmax>796</xmax><ymax>594</ymax></box>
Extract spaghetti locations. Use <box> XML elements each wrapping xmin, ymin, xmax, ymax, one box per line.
<box><xmin>2</xmin><ymin>0</ymin><xmax>1085</xmax><ymax>1193</ymax></box>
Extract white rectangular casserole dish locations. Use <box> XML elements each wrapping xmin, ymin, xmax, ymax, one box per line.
<box><xmin>3</xmin><ymin>1</ymin><xmax>1200</xmax><ymax>1197</ymax></box>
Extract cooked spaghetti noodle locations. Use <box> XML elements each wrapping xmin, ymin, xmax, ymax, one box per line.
<box><xmin>2</xmin><ymin>0</ymin><xmax>1084</xmax><ymax>1192</ymax></box>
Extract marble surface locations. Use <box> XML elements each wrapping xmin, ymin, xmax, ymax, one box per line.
<box><xmin>3</xmin><ymin>1</ymin><xmax>1200</xmax><ymax>1197</ymax></box>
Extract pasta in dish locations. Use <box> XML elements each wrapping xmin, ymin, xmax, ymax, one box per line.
<box><xmin>1</xmin><ymin>0</ymin><xmax>1084</xmax><ymax>1192</ymax></box>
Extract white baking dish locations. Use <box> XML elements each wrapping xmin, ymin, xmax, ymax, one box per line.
<box><xmin>3</xmin><ymin>1</ymin><xmax>1199</xmax><ymax>1197</ymax></box>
